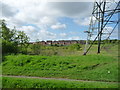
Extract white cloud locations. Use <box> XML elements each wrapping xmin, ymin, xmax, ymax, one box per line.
<box><xmin>17</xmin><ymin>26</ymin><xmax>36</xmax><ymax>33</ymax></box>
<box><xmin>1</xmin><ymin>2</ymin><xmax>17</xmax><ymax>18</ymax></box>
<box><xmin>1</xmin><ymin>1</ymin><xmax>93</xmax><ymax>26</ymax></box>
<box><xmin>16</xmin><ymin>26</ymin><xmax>37</xmax><ymax>41</ymax></box>
<box><xmin>37</xmin><ymin>30</ymin><xmax>57</xmax><ymax>40</ymax></box>
<box><xmin>48</xmin><ymin>2</ymin><xmax>93</xmax><ymax>18</ymax></box>
<box><xmin>51</xmin><ymin>23</ymin><xmax>66</xmax><ymax>30</ymax></box>
<box><xmin>74</xmin><ymin>18</ymin><xmax>90</xmax><ymax>26</ymax></box>
<box><xmin>40</xmin><ymin>16</ymin><xmax>56</xmax><ymax>25</ymax></box>
<box><xmin>60</xmin><ymin>33</ymin><xmax>67</xmax><ymax>37</ymax></box>
<box><xmin>69</xmin><ymin>36</ymin><xmax>81</xmax><ymax>40</ymax></box>
<box><xmin>88</xmin><ymin>26</ymin><xmax>118</xmax><ymax>40</ymax></box>
<box><xmin>38</xmin><ymin>16</ymin><xmax>57</xmax><ymax>29</ymax></box>
<box><xmin>17</xmin><ymin>27</ymin><xmax>58</xmax><ymax>41</ymax></box>
<box><xmin>1</xmin><ymin>0</ymin><xmax>118</xmax><ymax>41</ymax></box>
<box><xmin>102</xmin><ymin>26</ymin><xmax>113</xmax><ymax>34</ymax></box>
<box><xmin>74</xmin><ymin>16</ymin><xmax>96</xmax><ymax>26</ymax></box>
<box><xmin>102</xmin><ymin>26</ymin><xmax>118</xmax><ymax>39</ymax></box>
<box><xmin>1</xmin><ymin>0</ymin><xmax>94</xmax><ymax>41</ymax></box>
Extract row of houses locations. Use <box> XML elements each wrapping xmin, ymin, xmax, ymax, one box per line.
<box><xmin>30</xmin><ymin>40</ymin><xmax>86</xmax><ymax>46</ymax></box>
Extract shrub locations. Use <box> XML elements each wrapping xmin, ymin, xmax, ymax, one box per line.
<box><xmin>69</xmin><ymin>43</ymin><xmax>81</xmax><ymax>50</ymax></box>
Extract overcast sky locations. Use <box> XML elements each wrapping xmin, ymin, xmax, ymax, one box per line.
<box><xmin>1</xmin><ymin>0</ymin><xmax>119</xmax><ymax>41</ymax></box>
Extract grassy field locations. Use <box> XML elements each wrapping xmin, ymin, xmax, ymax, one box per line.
<box><xmin>27</xmin><ymin>43</ymin><xmax>84</xmax><ymax>56</ymax></box>
<box><xmin>2</xmin><ymin>77</ymin><xmax>118</xmax><ymax>88</ymax></box>
<box><xmin>1</xmin><ymin>44</ymin><xmax>119</xmax><ymax>88</ymax></box>
<box><xmin>2</xmin><ymin>55</ymin><xmax>118</xmax><ymax>81</ymax></box>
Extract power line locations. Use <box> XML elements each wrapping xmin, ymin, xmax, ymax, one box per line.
<box><xmin>83</xmin><ymin>0</ymin><xmax>120</xmax><ymax>55</ymax></box>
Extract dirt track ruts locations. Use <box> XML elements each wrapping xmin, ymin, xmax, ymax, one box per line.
<box><xmin>1</xmin><ymin>75</ymin><xmax>119</xmax><ymax>84</ymax></box>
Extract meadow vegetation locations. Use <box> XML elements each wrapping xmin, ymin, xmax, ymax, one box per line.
<box><xmin>2</xmin><ymin>77</ymin><xmax>118</xmax><ymax>88</ymax></box>
<box><xmin>27</xmin><ymin>43</ymin><xmax>82</xmax><ymax>56</ymax></box>
<box><xmin>2</xmin><ymin>44</ymin><xmax>118</xmax><ymax>82</ymax></box>
<box><xmin>1</xmin><ymin>20</ymin><xmax>119</xmax><ymax>88</ymax></box>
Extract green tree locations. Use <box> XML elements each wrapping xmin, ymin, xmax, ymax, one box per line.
<box><xmin>0</xmin><ymin>20</ymin><xmax>16</xmax><ymax>42</ymax></box>
<box><xmin>0</xmin><ymin>20</ymin><xmax>29</xmax><ymax>54</ymax></box>
<box><xmin>15</xmin><ymin>31</ymin><xmax>29</xmax><ymax>54</ymax></box>
<box><xmin>0</xmin><ymin>20</ymin><xmax>18</xmax><ymax>54</ymax></box>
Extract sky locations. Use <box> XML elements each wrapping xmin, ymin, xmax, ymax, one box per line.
<box><xmin>1</xmin><ymin>0</ymin><xmax>119</xmax><ymax>42</ymax></box>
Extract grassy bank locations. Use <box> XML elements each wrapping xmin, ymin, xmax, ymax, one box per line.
<box><xmin>2</xmin><ymin>77</ymin><xmax>118</xmax><ymax>88</ymax></box>
<box><xmin>2</xmin><ymin>54</ymin><xmax>118</xmax><ymax>82</ymax></box>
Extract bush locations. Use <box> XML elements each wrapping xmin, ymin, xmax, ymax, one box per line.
<box><xmin>2</xmin><ymin>40</ymin><xmax>18</xmax><ymax>55</ymax></box>
<box><xmin>69</xmin><ymin>43</ymin><xmax>81</xmax><ymax>50</ymax></box>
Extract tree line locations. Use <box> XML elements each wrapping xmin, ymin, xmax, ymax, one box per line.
<box><xmin>0</xmin><ymin>20</ymin><xmax>119</xmax><ymax>55</ymax></box>
<box><xmin>0</xmin><ymin>20</ymin><xmax>29</xmax><ymax>55</ymax></box>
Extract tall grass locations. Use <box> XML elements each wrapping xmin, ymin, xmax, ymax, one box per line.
<box><xmin>2</xmin><ymin>77</ymin><xmax>118</xmax><ymax>88</ymax></box>
<box><xmin>2</xmin><ymin>54</ymin><xmax>118</xmax><ymax>82</ymax></box>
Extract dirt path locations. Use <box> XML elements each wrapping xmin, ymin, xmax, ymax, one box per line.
<box><xmin>1</xmin><ymin>75</ymin><xmax>119</xmax><ymax>83</ymax></box>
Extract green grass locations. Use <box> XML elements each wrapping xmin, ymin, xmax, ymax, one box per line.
<box><xmin>2</xmin><ymin>77</ymin><xmax>118</xmax><ymax>88</ymax></box>
<box><xmin>1</xmin><ymin>44</ymin><xmax>119</xmax><ymax>88</ymax></box>
<box><xmin>2</xmin><ymin>54</ymin><xmax>118</xmax><ymax>82</ymax></box>
<box><xmin>27</xmin><ymin>43</ymin><xmax>118</xmax><ymax>57</ymax></box>
<box><xmin>27</xmin><ymin>43</ymin><xmax>83</xmax><ymax>56</ymax></box>
<box><xmin>0</xmin><ymin>77</ymin><xmax>2</xmax><ymax>88</ymax></box>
